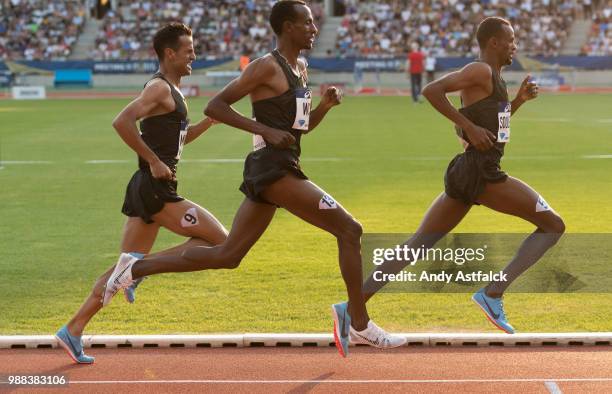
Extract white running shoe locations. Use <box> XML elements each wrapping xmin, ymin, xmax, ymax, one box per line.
<box><xmin>102</xmin><ymin>253</ymin><xmax>138</xmax><ymax>306</ymax></box>
<box><xmin>349</xmin><ymin>320</ymin><xmax>407</xmax><ymax>349</ymax></box>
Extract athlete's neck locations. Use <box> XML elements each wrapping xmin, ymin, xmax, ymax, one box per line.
<box><xmin>276</xmin><ymin>42</ymin><xmax>300</xmax><ymax>69</ymax></box>
<box><xmin>479</xmin><ymin>54</ymin><xmax>503</xmax><ymax>74</ymax></box>
<box><xmin>158</xmin><ymin>66</ymin><xmax>181</xmax><ymax>88</ymax></box>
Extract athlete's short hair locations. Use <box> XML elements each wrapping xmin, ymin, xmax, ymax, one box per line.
<box><xmin>153</xmin><ymin>23</ymin><xmax>192</xmax><ymax>60</ymax></box>
<box><xmin>269</xmin><ymin>0</ymin><xmax>307</xmax><ymax>36</ymax></box>
<box><xmin>476</xmin><ymin>17</ymin><xmax>511</xmax><ymax>49</ymax></box>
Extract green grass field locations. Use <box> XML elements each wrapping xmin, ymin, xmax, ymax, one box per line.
<box><xmin>0</xmin><ymin>93</ymin><xmax>611</xmax><ymax>334</ymax></box>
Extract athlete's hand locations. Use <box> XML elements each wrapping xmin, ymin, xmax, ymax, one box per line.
<box><xmin>321</xmin><ymin>86</ymin><xmax>343</xmax><ymax>108</ymax></box>
<box><xmin>206</xmin><ymin>117</ymin><xmax>220</xmax><ymax>125</ymax></box>
<box><xmin>149</xmin><ymin>159</ymin><xmax>174</xmax><ymax>181</ymax></box>
<box><xmin>463</xmin><ymin>123</ymin><xmax>497</xmax><ymax>151</ymax></box>
<box><xmin>517</xmin><ymin>75</ymin><xmax>538</xmax><ymax>102</ymax></box>
<box><xmin>262</xmin><ymin>127</ymin><xmax>296</xmax><ymax>149</ymax></box>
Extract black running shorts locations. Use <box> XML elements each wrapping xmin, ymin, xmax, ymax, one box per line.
<box><xmin>121</xmin><ymin>168</ymin><xmax>184</xmax><ymax>223</ymax></box>
<box><xmin>240</xmin><ymin>148</ymin><xmax>308</xmax><ymax>204</ymax></box>
<box><xmin>444</xmin><ymin>150</ymin><xmax>508</xmax><ymax>205</ymax></box>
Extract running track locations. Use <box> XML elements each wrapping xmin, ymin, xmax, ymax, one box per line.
<box><xmin>1</xmin><ymin>347</ymin><xmax>611</xmax><ymax>393</ymax></box>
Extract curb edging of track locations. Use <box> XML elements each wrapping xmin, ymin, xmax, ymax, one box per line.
<box><xmin>1</xmin><ymin>333</ymin><xmax>611</xmax><ymax>349</ymax></box>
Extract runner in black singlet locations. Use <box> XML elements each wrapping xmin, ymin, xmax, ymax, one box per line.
<box><xmin>121</xmin><ymin>71</ymin><xmax>189</xmax><ymax>223</ymax></box>
<box><xmin>103</xmin><ymin>1</ymin><xmax>406</xmax><ymax>358</ymax></box>
<box><xmin>362</xmin><ymin>17</ymin><xmax>565</xmax><ymax>334</ymax></box>
<box><xmin>56</xmin><ymin>23</ymin><xmax>228</xmax><ymax>364</ymax></box>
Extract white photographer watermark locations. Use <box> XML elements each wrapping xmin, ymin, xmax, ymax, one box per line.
<box><xmin>372</xmin><ymin>244</ymin><xmax>488</xmax><ymax>266</ymax></box>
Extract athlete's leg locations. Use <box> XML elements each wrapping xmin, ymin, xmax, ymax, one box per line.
<box><xmin>131</xmin><ymin>198</ymin><xmax>276</xmax><ymax>277</ymax></box>
<box><xmin>66</xmin><ymin>218</ymin><xmax>160</xmax><ymax>336</ymax></box>
<box><xmin>363</xmin><ymin>192</ymin><xmax>472</xmax><ymax>302</ymax></box>
<box><xmin>121</xmin><ymin>199</ymin><xmax>231</xmax><ymax>299</ymax></box>
<box><xmin>150</xmin><ymin>199</ymin><xmax>229</xmax><ymax>248</ymax></box>
<box><xmin>476</xmin><ymin>176</ymin><xmax>565</xmax><ymax>297</ymax></box>
<box><xmin>68</xmin><ymin>199</ymin><xmax>230</xmax><ymax>336</ymax></box>
<box><xmin>119</xmin><ymin>217</ymin><xmax>162</xmax><ymax>255</ymax></box>
<box><xmin>257</xmin><ymin>176</ymin><xmax>369</xmax><ymax>329</ymax></box>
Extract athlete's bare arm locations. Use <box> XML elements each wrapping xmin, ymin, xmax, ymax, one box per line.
<box><xmin>422</xmin><ymin>62</ymin><xmax>497</xmax><ymax>151</ymax></box>
<box><xmin>292</xmin><ymin>59</ymin><xmax>341</xmax><ymax>133</ymax></box>
<box><xmin>204</xmin><ymin>56</ymin><xmax>296</xmax><ymax>148</ymax></box>
<box><xmin>185</xmin><ymin>117</ymin><xmax>217</xmax><ymax>144</ymax></box>
<box><xmin>307</xmin><ymin>86</ymin><xmax>342</xmax><ymax>133</ymax></box>
<box><xmin>511</xmin><ymin>75</ymin><xmax>538</xmax><ymax>115</ymax></box>
<box><xmin>112</xmin><ymin>79</ymin><xmax>175</xmax><ymax>180</ymax></box>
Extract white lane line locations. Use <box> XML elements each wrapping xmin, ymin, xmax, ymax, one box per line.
<box><xmin>597</xmin><ymin>119</ymin><xmax>612</xmax><ymax>123</ymax></box>
<box><xmin>182</xmin><ymin>159</ymin><xmax>242</xmax><ymax>163</ymax></box>
<box><xmin>582</xmin><ymin>155</ymin><xmax>612</xmax><ymax>159</ymax></box>
<box><xmin>4</xmin><ymin>155</ymin><xmax>611</xmax><ymax>167</ymax></box>
<box><xmin>85</xmin><ymin>160</ymin><xmax>129</xmax><ymax>164</ymax></box>
<box><xmin>302</xmin><ymin>157</ymin><xmax>349</xmax><ymax>162</ymax></box>
<box><xmin>396</xmin><ymin>155</ymin><xmax>569</xmax><ymax>161</ymax></box>
<box><xmin>84</xmin><ymin>158</ymin><xmax>349</xmax><ymax>164</ymax></box>
<box><xmin>65</xmin><ymin>378</ymin><xmax>612</xmax><ymax>385</ymax></box>
<box><xmin>545</xmin><ymin>381</ymin><xmax>563</xmax><ymax>394</ymax></box>
<box><xmin>0</xmin><ymin>160</ymin><xmax>53</xmax><ymax>164</ymax></box>
<box><xmin>183</xmin><ymin>158</ymin><xmax>349</xmax><ymax>163</ymax></box>
<box><xmin>517</xmin><ymin>118</ymin><xmax>571</xmax><ymax>122</ymax></box>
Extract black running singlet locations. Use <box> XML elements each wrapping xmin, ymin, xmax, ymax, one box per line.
<box><xmin>138</xmin><ymin>72</ymin><xmax>189</xmax><ymax>172</ymax></box>
<box><xmin>457</xmin><ymin>63</ymin><xmax>510</xmax><ymax>156</ymax></box>
<box><xmin>251</xmin><ymin>50</ymin><xmax>312</xmax><ymax>156</ymax></box>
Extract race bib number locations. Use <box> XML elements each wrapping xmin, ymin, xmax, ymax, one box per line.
<box><xmin>253</xmin><ymin>134</ymin><xmax>266</xmax><ymax>151</ymax></box>
<box><xmin>180</xmin><ymin>207</ymin><xmax>199</xmax><ymax>228</ymax></box>
<box><xmin>319</xmin><ymin>194</ymin><xmax>337</xmax><ymax>210</ymax></box>
<box><xmin>292</xmin><ymin>88</ymin><xmax>311</xmax><ymax>131</ymax></box>
<box><xmin>252</xmin><ymin>116</ymin><xmax>267</xmax><ymax>151</ymax></box>
<box><xmin>497</xmin><ymin>102</ymin><xmax>511</xmax><ymax>143</ymax></box>
<box><xmin>175</xmin><ymin>120</ymin><xmax>188</xmax><ymax>159</ymax></box>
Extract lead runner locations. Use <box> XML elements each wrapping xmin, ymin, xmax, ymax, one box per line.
<box><xmin>363</xmin><ymin>17</ymin><xmax>565</xmax><ymax>333</ymax></box>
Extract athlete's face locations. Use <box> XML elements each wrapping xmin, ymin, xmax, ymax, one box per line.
<box><xmin>494</xmin><ymin>24</ymin><xmax>517</xmax><ymax>66</ymax></box>
<box><xmin>166</xmin><ymin>35</ymin><xmax>196</xmax><ymax>76</ymax></box>
<box><xmin>286</xmin><ymin>5</ymin><xmax>318</xmax><ymax>50</ymax></box>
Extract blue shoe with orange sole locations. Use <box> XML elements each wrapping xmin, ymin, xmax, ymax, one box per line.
<box><xmin>472</xmin><ymin>288</ymin><xmax>515</xmax><ymax>334</ymax></box>
<box><xmin>331</xmin><ymin>302</ymin><xmax>351</xmax><ymax>357</ymax></box>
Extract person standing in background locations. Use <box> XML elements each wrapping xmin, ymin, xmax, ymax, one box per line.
<box><xmin>425</xmin><ymin>47</ymin><xmax>436</xmax><ymax>84</ymax></box>
<box><xmin>408</xmin><ymin>42</ymin><xmax>424</xmax><ymax>103</ymax></box>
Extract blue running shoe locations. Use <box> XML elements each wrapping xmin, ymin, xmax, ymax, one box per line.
<box><xmin>124</xmin><ymin>277</ymin><xmax>145</xmax><ymax>304</ymax></box>
<box><xmin>123</xmin><ymin>252</ymin><xmax>145</xmax><ymax>304</ymax></box>
<box><xmin>472</xmin><ymin>288</ymin><xmax>515</xmax><ymax>334</ymax></box>
<box><xmin>55</xmin><ymin>326</ymin><xmax>95</xmax><ymax>364</ymax></box>
<box><xmin>331</xmin><ymin>302</ymin><xmax>351</xmax><ymax>357</ymax></box>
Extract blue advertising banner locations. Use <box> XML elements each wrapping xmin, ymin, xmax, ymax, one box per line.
<box><xmin>1</xmin><ymin>56</ymin><xmax>611</xmax><ymax>74</ymax></box>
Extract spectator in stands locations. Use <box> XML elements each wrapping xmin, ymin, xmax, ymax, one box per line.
<box><xmin>584</xmin><ymin>5</ymin><xmax>611</xmax><ymax>55</ymax></box>
<box><xmin>91</xmin><ymin>0</ymin><xmax>324</xmax><ymax>61</ymax></box>
<box><xmin>333</xmin><ymin>0</ymin><xmax>577</xmax><ymax>58</ymax></box>
<box><xmin>0</xmin><ymin>0</ymin><xmax>85</xmax><ymax>60</ymax></box>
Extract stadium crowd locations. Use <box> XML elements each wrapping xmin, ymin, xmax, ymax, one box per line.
<box><xmin>0</xmin><ymin>0</ymin><xmax>86</xmax><ymax>61</ymax></box>
<box><xmin>582</xmin><ymin>4</ymin><xmax>611</xmax><ymax>55</ymax></box>
<box><xmin>92</xmin><ymin>0</ymin><xmax>324</xmax><ymax>60</ymax></box>
<box><xmin>334</xmin><ymin>0</ymin><xmax>579</xmax><ymax>58</ymax></box>
<box><xmin>0</xmin><ymin>0</ymin><xmax>610</xmax><ymax>60</ymax></box>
